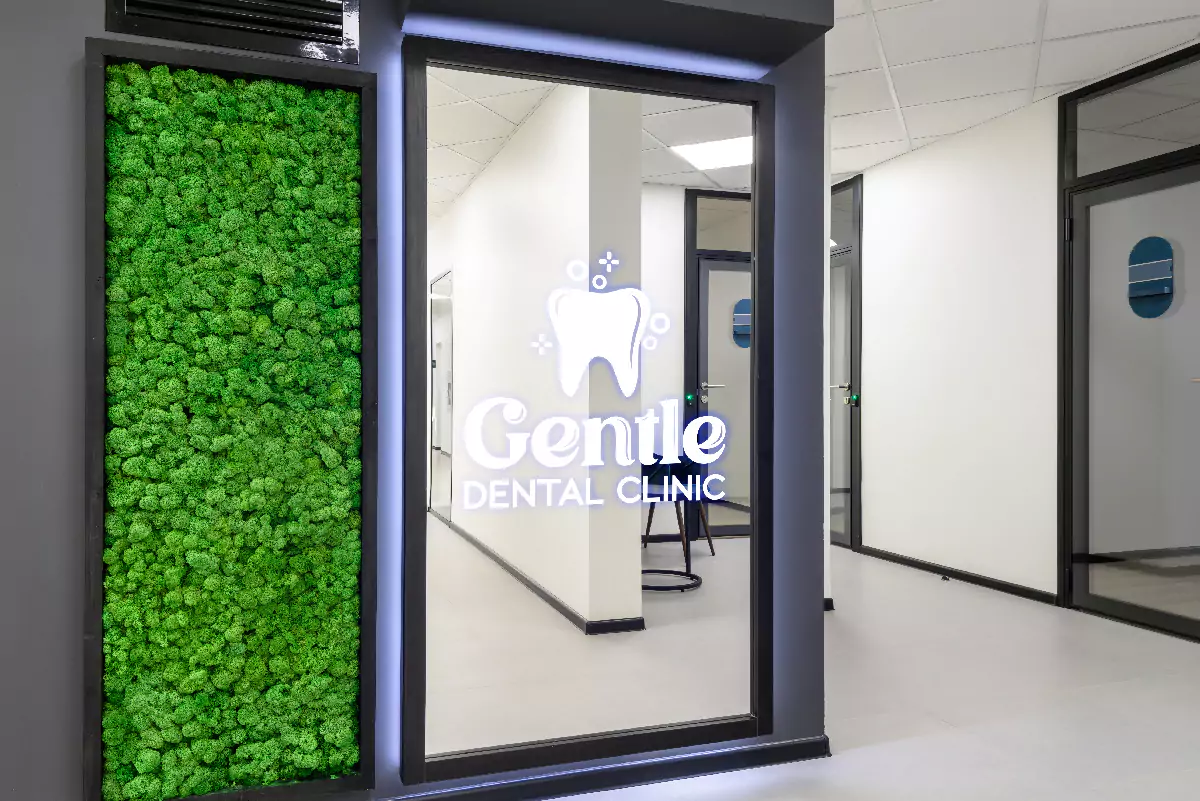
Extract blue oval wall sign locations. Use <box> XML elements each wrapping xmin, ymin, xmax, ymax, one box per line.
<box><xmin>732</xmin><ymin>299</ymin><xmax>752</xmax><ymax>348</ymax></box>
<box><xmin>1128</xmin><ymin>236</ymin><xmax>1175</xmax><ymax>319</ymax></box>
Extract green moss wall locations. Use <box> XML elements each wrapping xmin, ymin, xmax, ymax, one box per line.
<box><xmin>102</xmin><ymin>62</ymin><xmax>363</xmax><ymax>801</ymax></box>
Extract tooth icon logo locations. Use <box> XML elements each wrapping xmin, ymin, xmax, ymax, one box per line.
<box><xmin>547</xmin><ymin>286</ymin><xmax>651</xmax><ymax>398</ymax></box>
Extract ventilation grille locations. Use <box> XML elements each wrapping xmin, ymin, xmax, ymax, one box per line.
<box><xmin>123</xmin><ymin>0</ymin><xmax>345</xmax><ymax>45</ymax></box>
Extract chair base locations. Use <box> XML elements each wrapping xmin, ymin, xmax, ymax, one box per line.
<box><xmin>642</xmin><ymin>568</ymin><xmax>702</xmax><ymax>592</ymax></box>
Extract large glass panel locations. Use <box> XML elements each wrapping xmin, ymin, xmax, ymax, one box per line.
<box><xmin>423</xmin><ymin>67</ymin><xmax>757</xmax><ymax>756</ymax></box>
<box><xmin>1076</xmin><ymin>57</ymin><xmax>1200</xmax><ymax>177</ymax></box>
<box><xmin>1086</xmin><ymin>176</ymin><xmax>1200</xmax><ymax>622</ymax></box>
<box><xmin>829</xmin><ymin>184</ymin><xmax>856</xmax><ymax>548</ymax></box>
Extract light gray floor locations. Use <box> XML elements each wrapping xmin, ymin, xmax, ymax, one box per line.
<box><xmin>587</xmin><ymin>547</ymin><xmax>1200</xmax><ymax>801</ymax></box>
<box><xmin>426</xmin><ymin>514</ymin><xmax>751</xmax><ymax>755</ymax></box>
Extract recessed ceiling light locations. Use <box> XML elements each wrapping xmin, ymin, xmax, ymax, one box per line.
<box><xmin>671</xmin><ymin>136</ymin><xmax>753</xmax><ymax>171</ymax></box>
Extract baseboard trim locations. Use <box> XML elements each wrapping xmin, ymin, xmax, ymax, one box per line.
<box><xmin>432</xmin><ymin>512</ymin><xmax>643</xmax><ymax>635</ymax></box>
<box><xmin>823</xmin><ymin>598</ymin><xmax>834</xmax><ymax>612</ymax></box>
<box><xmin>418</xmin><ymin>736</ymin><xmax>831</xmax><ymax>801</ymax></box>
<box><xmin>586</xmin><ymin>617</ymin><xmax>647</xmax><ymax>634</ymax></box>
<box><xmin>856</xmin><ymin>546</ymin><xmax>1058</xmax><ymax>606</ymax></box>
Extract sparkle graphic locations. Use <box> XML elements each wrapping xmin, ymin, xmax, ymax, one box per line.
<box><xmin>531</xmin><ymin>333</ymin><xmax>554</xmax><ymax>356</ymax></box>
<box><xmin>592</xmin><ymin>275</ymin><xmax>608</xmax><ymax>290</ymax></box>
<box><xmin>650</xmin><ymin>313</ymin><xmax>671</xmax><ymax>335</ymax></box>
<box><xmin>599</xmin><ymin>252</ymin><xmax>620</xmax><ymax>272</ymax></box>
<box><xmin>643</xmin><ymin>336</ymin><xmax>659</xmax><ymax>351</ymax></box>
<box><xmin>566</xmin><ymin>259</ymin><xmax>589</xmax><ymax>282</ymax></box>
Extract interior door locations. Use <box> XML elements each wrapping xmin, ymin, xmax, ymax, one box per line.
<box><xmin>698</xmin><ymin>255</ymin><xmax>753</xmax><ymax>536</ymax></box>
<box><xmin>1070</xmin><ymin>162</ymin><xmax>1200</xmax><ymax>638</ymax></box>
<box><xmin>829</xmin><ymin>247</ymin><xmax>855</xmax><ymax>548</ymax></box>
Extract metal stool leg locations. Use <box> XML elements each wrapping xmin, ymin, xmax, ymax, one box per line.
<box><xmin>698</xmin><ymin>503</ymin><xmax>716</xmax><ymax>556</ymax></box>
<box><xmin>643</xmin><ymin>502</ymin><xmax>655</xmax><ymax>548</ymax></box>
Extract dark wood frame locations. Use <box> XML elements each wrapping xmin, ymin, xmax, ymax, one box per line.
<box><xmin>402</xmin><ymin>35</ymin><xmax>776</xmax><ymax>786</ymax></box>
<box><xmin>1059</xmin><ymin>40</ymin><xmax>1200</xmax><ymax>634</ymax></box>
<box><xmin>105</xmin><ymin>0</ymin><xmax>361</xmax><ymax>65</ymax></box>
<box><xmin>84</xmin><ymin>37</ymin><xmax>378</xmax><ymax>801</ymax></box>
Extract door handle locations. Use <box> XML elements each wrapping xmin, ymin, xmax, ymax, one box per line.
<box><xmin>701</xmin><ymin>382</ymin><xmax>726</xmax><ymax>389</ymax></box>
<box><xmin>830</xmin><ymin>383</ymin><xmax>851</xmax><ymax>391</ymax></box>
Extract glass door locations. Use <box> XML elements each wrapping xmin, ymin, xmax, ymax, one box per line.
<box><xmin>1070</xmin><ymin>162</ymin><xmax>1200</xmax><ymax>638</ymax></box>
<box><xmin>829</xmin><ymin>178</ymin><xmax>861</xmax><ymax>549</ymax></box>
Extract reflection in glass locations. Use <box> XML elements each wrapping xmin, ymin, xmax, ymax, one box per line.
<box><xmin>828</xmin><ymin>183</ymin><xmax>855</xmax><ymax>548</ymax></box>
<box><xmin>423</xmin><ymin>67</ymin><xmax>756</xmax><ymax>756</ymax></box>
<box><xmin>1075</xmin><ymin>57</ymin><xmax>1200</xmax><ymax>177</ymax></box>
<box><xmin>1085</xmin><ymin>177</ymin><xmax>1200</xmax><ymax>623</ymax></box>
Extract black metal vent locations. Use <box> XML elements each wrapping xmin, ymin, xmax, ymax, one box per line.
<box><xmin>108</xmin><ymin>0</ymin><xmax>358</xmax><ymax>64</ymax></box>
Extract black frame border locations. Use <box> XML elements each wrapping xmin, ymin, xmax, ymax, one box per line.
<box><xmin>105</xmin><ymin>0</ymin><xmax>362</xmax><ymax>65</ymax></box>
<box><xmin>402</xmin><ymin>35</ymin><xmax>777</xmax><ymax>786</ymax></box>
<box><xmin>827</xmin><ymin>174</ymin><xmax>862</xmax><ymax>552</ymax></box>
<box><xmin>1059</xmin><ymin>40</ymin><xmax>1200</xmax><ymax>630</ymax></box>
<box><xmin>84</xmin><ymin>37</ymin><xmax>378</xmax><ymax>801</ymax></box>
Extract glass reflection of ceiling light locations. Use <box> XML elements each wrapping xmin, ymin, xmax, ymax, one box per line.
<box><xmin>830</xmin><ymin>239</ymin><xmax>838</xmax><ymax>248</ymax></box>
<box><xmin>671</xmin><ymin>136</ymin><xmax>754</xmax><ymax>170</ymax></box>
<box><xmin>429</xmin><ymin>293</ymin><xmax>451</xmax><ymax>300</ymax></box>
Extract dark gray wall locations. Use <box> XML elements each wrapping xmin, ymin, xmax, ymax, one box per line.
<box><xmin>0</xmin><ymin>1</ymin><xmax>826</xmax><ymax>798</ymax></box>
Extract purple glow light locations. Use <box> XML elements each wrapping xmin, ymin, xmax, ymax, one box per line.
<box><xmin>402</xmin><ymin>13</ymin><xmax>771</xmax><ymax>81</ymax></box>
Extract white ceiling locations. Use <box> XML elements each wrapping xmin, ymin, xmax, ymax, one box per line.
<box><xmin>828</xmin><ymin>0</ymin><xmax>1200</xmax><ymax>181</ymax></box>
<box><xmin>427</xmin><ymin>67</ymin><xmax>752</xmax><ymax>218</ymax></box>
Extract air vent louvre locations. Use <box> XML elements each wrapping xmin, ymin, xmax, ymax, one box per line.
<box><xmin>124</xmin><ymin>0</ymin><xmax>345</xmax><ymax>45</ymax></box>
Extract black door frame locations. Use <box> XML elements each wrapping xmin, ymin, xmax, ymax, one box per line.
<box><xmin>402</xmin><ymin>36</ymin><xmax>786</xmax><ymax>786</ymax></box>
<box><xmin>828</xmin><ymin>175</ymin><xmax>862</xmax><ymax>552</ymax></box>
<box><xmin>1059</xmin><ymin>40</ymin><xmax>1200</xmax><ymax>633</ymax></box>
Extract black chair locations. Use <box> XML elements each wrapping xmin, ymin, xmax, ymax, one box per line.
<box><xmin>641</xmin><ymin>456</ymin><xmax>715</xmax><ymax>592</ymax></box>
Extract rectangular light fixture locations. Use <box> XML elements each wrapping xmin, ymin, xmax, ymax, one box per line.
<box><xmin>671</xmin><ymin>136</ymin><xmax>753</xmax><ymax>171</ymax></box>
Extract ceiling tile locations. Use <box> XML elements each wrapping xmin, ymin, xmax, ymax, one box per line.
<box><xmin>911</xmin><ymin>135</ymin><xmax>942</xmax><ymax>149</ymax></box>
<box><xmin>892</xmin><ymin>45</ymin><xmax>1034</xmax><ymax>105</ymax></box>
<box><xmin>1034</xmin><ymin>82</ymin><xmax>1080</xmax><ymax>101</ymax></box>
<box><xmin>428</xmin><ymin>76</ymin><xmax>469</xmax><ymax>108</ymax></box>
<box><xmin>642</xmin><ymin>95</ymin><xmax>718</xmax><ymax>115</ymax></box>
<box><xmin>646</xmin><ymin>172</ymin><xmax>718</xmax><ymax>188</ymax></box>
<box><xmin>428</xmin><ymin>184</ymin><xmax>455</xmax><ymax>204</ymax></box>
<box><xmin>432</xmin><ymin>174</ymin><xmax>475</xmax><ymax>195</ymax></box>
<box><xmin>1076</xmin><ymin>129</ymin><xmax>1189</xmax><ymax>174</ymax></box>
<box><xmin>877</xmin><ymin>0</ymin><xmax>1041</xmax><ymax>66</ymax></box>
<box><xmin>831</xmin><ymin>140</ymin><xmax>910</xmax><ymax>173</ymax></box>
<box><xmin>429</xmin><ymin>200</ymin><xmax>449</xmax><ymax>219</ymax></box>
<box><xmin>826</xmin><ymin>13</ymin><xmax>881</xmax><ymax>76</ymax></box>
<box><xmin>428</xmin><ymin>147</ymin><xmax>481</xmax><ymax>179</ymax></box>
<box><xmin>902</xmin><ymin>90</ymin><xmax>1026</xmax><ymax>139</ymax></box>
<box><xmin>640</xmin><ymin>103</ymin><xmax>753</xmax><ymax>147</ymax></box>
<box><xmin>1136</xmin><ymin>59</ymin><xmax>1200</xmax><ymax>99</ymax></box>
<box><xmin>835</xmin><ymin>0</ymin><xmax>866</xmax><ymax>18</ymax></box>
<box><xmin>428</xmin><ymin>102</ymin><xmax>515</xmax><ymax>146</ymax></box>
<box><xmin>429</xmin><ymin>67</ymin><xmax>551</xmax><ymax>99</ymax></box>
<box><xmin>1044</xmin><ymin>0</ymin><xmax>1200</xmax><ymax>40</ymax></box>
<box><xmin>642</xmin><ymin>147</ymin><xmax>695</xmax><ymax>177</ymax></box>
<box><xmin>1037</xmin><ymin>20</ymin><xmax>1200</xmax><ymax>86</ymax></box>
<box><xmin>449</xmin><ymin>138</ymin><xmax>508</xmax><ymax>163</ymax></box>
<box><xmin>830</xmin><ymin>109</ymin><xmax>906</xmax><ymax>147</ymax></box>
<box><xmin>477</xmin><ymin>88</ymin><xmax>551</xmax><ymax>124</ymax></box>
<box><xmin>642</xmin><ymin>131</ymin><xmax>663</xmax><ymax>150</ymax></box>
<box><xmin>1118</xmin><ymin>100</ymin><xmax>1200</xmax><ymax>142</ymax></box>
<box><xmin>828</xmin><ymin>69</ymin><xmax>895</xmax><ymax>116</ymax></box>
<box><xmin>705</xmin><ymin>165</ymin><xmax>753</xmax><ymax>190</ymax></box>
<box><xmin>1077</xmin><ymin>89</ymin><xmax>1197</xmax><ymax>131</ymax></box>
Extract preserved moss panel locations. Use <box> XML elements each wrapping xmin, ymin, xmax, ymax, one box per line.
<box><xmin>102</xmin><ymin>62</ymin><xmax>363</xmax><ymax>801</ymax></box>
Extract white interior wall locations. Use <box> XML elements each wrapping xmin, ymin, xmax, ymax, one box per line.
<box><xmin>442</xmin><ymin>85</ymin><xmax>596</xmax><ymax>617</ymax></box>
<box><xmin>860</xmin><ymin>98</ymin><xmax>1059</xmax><ymax>594</ymax></box>
<box><xmin>433</xmin><ymin>85</ymin><xmax>645</xmax><ymax>621</ymax></box>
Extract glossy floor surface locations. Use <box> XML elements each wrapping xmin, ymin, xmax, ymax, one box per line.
<box><xmin>425</xmin><ymin>514</ymin><xmax>752</xmax><ymax>755</ymax></box>
<box><xmin>590</xmin><ymin>546</ymin><xmax>1200</xmax><ymax>801</ymax></box>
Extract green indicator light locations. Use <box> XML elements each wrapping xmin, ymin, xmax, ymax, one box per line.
<box><xmin>685</xmin><ymin>393</ymin><xmax>696</xmax><ymax>403</ymax></box>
